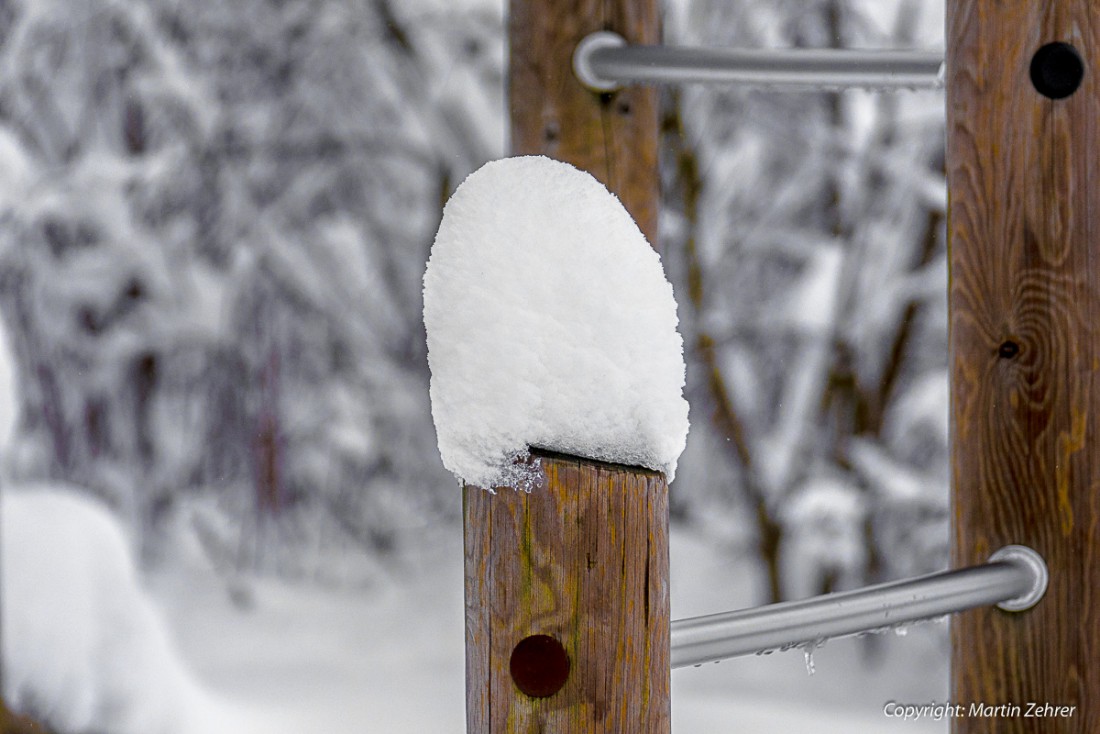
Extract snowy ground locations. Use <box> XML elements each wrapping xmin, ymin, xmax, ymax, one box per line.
<box><xmin>150</xmin><ymin>523</ymin><xmax>949</xmax><ymax>733</ymax></box>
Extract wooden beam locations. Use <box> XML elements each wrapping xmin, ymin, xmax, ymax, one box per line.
<box><xmin>947</xmin><ymin>3</ymin><xmax>1100</xmax><ymax>730</ymax></box>
<box><xmin>464</xmin><ymin>452</ymin><xmax>670</xmax><ymax>731</ymax></box>
<box><xmin>508</xmin><ymin>0</ymin><xmax>660</xmax><ymax>244</ymax></box>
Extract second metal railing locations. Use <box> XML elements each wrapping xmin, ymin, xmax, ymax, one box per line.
<box><xmin>671</xmin><ymin>545</ymin><xmax>1047</xmax><ymax>669</ymax></box>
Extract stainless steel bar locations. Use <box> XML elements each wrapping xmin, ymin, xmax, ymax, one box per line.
<box><xmin>670</xmin><ymin>545</ymin><xmax>1047</xmax><ymax>669</ymax></box>
<box><xmin>574</xmin><ymin>31</ymin><xmax>945</xmax><ymax>92</ymax></box>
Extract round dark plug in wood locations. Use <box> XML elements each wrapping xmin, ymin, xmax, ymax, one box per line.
<box><xmin>1030</xmin><ymin>42</ymin><xmax>1084</xmax><ymax>99</ymax></box>
<box><xmin>509</xmin><ymin>634</ymin><xmax>570</xmax><ymax>698</ymax></box>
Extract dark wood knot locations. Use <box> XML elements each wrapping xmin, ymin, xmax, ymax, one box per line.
<box><xmin>998</xmin><ymin>340</ymin><xmax>1020</xmax><ymax>360</ymax></box>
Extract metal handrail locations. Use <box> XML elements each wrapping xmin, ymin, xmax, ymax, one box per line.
<box><xmin>574</xmin><ymin>31</ymin><xmax>945</xmax><ymax>92</ymax></box>
<box><xmin>671</xmin><ymin>545</ymin><xmax>1047</xmax><ymax>669</ymax></box>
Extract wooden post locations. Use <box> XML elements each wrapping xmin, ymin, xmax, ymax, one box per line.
<box><xmin>948</xmin><ymin>3</ymin><xmax>1099</xmax><ymax>730</ymax></box>
<box><xmin>462</xmin><ymin>2</ymin><xmax>669</xmax><ymax>732</ymax></box>
<box><xmin>464</xmin><ymin>452</ymin><xmax>670</xmax><ymax>731</ymax></box>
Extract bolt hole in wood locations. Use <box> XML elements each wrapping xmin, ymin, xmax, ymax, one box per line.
<box><xmin>543</xmin><ymin>120</ymin><xmax>560</xmax><ymax>143</ymax></box>
<box><xmin>998</xmin><ymin>340</ymin><xmax>1021</xmax><ymax>359</ymax></box>
<box><xmin>509</xmin><ymin>634</ymin><xmax>570</xmax><ymax>698</ymax></box>
<box><xmin>1030</xmin><ymin>42</ymin><xmax>1084</xmax><ymax>99</ymax></box>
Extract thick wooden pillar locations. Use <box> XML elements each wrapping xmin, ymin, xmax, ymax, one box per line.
<box><xmin>508</xmin><ymin>0</ymin><xmax>660</xmax><ymax>244</ymax></box>
<box><xmin>464</xmin><ymin>453</ymin><xmax>670</xmax><ymax>732</ymax></box>
<box><xmin>948</xmin><ymin>3</ymin><xmax>1100</xmax><ymax>731</ymax></box>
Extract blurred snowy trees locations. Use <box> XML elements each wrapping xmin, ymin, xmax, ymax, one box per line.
<box><xmin>0</xmin><ymin>0</ymin><xmax>947</xmax><ymax>600</ymax></box>
<box><xmin>662</xmin><ymin>0</ymin><xmax>949</xmax><ymax>601</ymax></box>
<box><xmin>0</xmin><ymin>0</ymin><xmax>503</xmax><ymax>573</ymax></box>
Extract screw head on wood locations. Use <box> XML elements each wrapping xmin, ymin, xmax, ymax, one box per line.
<box><xmin>509</xmin><ymin>634</ymin><xmax>570</xmax><ymax>698</ymax></box>
<box><xmin>1030</xmin><ymin>42</ymin><xmax>1084</xmax><ymax>99</ymax></box>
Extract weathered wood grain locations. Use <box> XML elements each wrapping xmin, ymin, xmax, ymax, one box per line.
<box><xmin>464</xmin><ymin>451</ymin><xmax>671</xmax><ymax>732</ymax></box>
<box><xmin>947</xmin><ymin>3</ymin><xmax>1100</xmax><ymax>731</ymax></box>
<box><xmin>508</xmin><ymin>0</ymin><xmax>660</xmax><ymax>245</ymax></box>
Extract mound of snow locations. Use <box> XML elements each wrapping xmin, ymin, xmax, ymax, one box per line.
<box><xmin>1</xmin><ymin>487</ymin><xmax>253</xmax><ymax>734</ymax></box>
<box><xmin>423</xmin><ymin>156</ymin><xmax>688</xmax><ymax>488</ymax></box>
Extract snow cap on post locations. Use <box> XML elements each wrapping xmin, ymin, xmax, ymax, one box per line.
<box><xmin>424</xmin><ymin>155</ymin><xmax>689</xmax><ymax>489</ymax></box>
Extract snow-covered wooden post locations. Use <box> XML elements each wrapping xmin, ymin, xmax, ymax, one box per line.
<box><xmin>948</xmin><ymin>3</ymin><xmax>1100</xmax><ymax>728</ymax></box>
<box><xmin>424</xmin><ymin>157</ymin><xmax>681</xmax><ymax>729</ymax></box>
<box><xmin>438</xmin><ymin>3</ymin><xmax>669</xmax><ymax>732</ymax></box>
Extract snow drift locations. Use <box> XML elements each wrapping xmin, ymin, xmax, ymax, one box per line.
<box><xmin>423</xmin><ymin>155</ymin><xmax>689</xmax><ymax>489</ymax></box>
<box><xmin>0</xmin><ymin>487</ymin><xmax>253</xmax><ymax>734</ymax></box>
